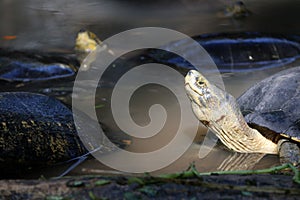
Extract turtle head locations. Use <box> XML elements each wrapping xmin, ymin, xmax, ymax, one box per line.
<box><xmin>184</xmin><ymin>70</ymin><xmax>232</xmax><ymax>126</ymax></box>
<box><xmin>185</xmin><ymin>70</ymin><xmax>278</xmax><ymax>154</ymax></box>
<box><xmin>74</xmin><ymin>29</ymin><xmax>115</xmax><ymax>70</ymax></box>
<box><xmin>75</xmin><ymin>30</ymin><xmax>102</xmax><ymax>53</ymax></box>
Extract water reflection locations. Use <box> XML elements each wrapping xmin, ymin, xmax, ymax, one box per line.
<box><xmin>0</xmin><ymin>0</ymin><xmax>300</xmax><ymax>177</ymax></box>
<box><xmin>1</xmin><ymin>0</ymin><xmax>300</xmax><ymax>50</ymax></box>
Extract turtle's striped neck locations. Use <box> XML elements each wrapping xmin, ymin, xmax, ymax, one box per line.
<box><xmin>185</xmin><ymin>70</ymin><xmax>278</xmax><ymax>154</ymax></box>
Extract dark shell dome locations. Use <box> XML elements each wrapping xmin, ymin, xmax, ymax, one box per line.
<box><xmin>238</xmin><ymin>67</ymin><xmax>300</xmax><ymax>142</ymax></box>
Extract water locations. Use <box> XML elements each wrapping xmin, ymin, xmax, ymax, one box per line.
<box><xmin>1</xmin><ymin>0</ymin><xmax>300</xmax><ymax>50</ymax></box>
<box><xmin>0</xmin><ymin>0</ymin><xmax>300</xmax><ymax>178</ymax></box>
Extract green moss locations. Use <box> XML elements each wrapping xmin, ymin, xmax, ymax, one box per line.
<box><xmin>45</xmin><ymin>196</ymin><xmax>65</xmax><ymax>200</ymax></box>
<box><xmin>139</xmin><ymin>185</ymin><xmax>157</xmax><ymax>197</ymax></box>
<box><xmin>94</xmin><ymin>179</ymin><xmax>111</xmax><ymax>186</ymax></box>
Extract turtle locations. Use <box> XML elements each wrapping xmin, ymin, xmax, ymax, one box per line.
<box><xmin>75</xmin><ymin>29</ymin><xmax>115</xmax><ymax>71</ymax></box>
<box><xmin>0</xmin><ymin>92</ymin><xmax>124</xmax><ymax>178</ymax></box>
<box><xmin>74</xmin><ymin>29</ymin><xmax>103</xmax><ymax>66</ymax></box>
<box><xmin>0</xmin><ymin>92</ymin><xmax>86</xmax><ymax>164</ymax></box>
<box><xmin>184</xmin><ymin>67</ymin><xmax>300</xmax><ymax>166</ymax></box>
<box><xmin>0</xmin><ymin>49</ymin><xmax>79</xmax><ymax>82</ymax></box>
<box><xmin>0</xmin><ymin>29</ymin><xmax>105</xmax><ymax>82</ymax></box>
<box><xmin>148</xmin><ymin>32</ymin><xmax>300</xmax><ymax>74</ymax></box>
<box><xmin>218</xmin><ymin>1</ymin><xmax>251</xmax><ymax>19</ymax></box>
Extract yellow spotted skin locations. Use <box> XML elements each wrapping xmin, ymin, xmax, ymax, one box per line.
<box><xmin>74</xmin><ymin>29</ymin><xmax>107</xmax><ymax>67</ymax></box>
<box><xmin>0</xmin><ymin>92</ymin><xmax>87</xmax><ymax>168</ymax></box>
<box><xmin>0</xmin><ymin>120</ymin><xmax>85</xmax><ymax>163</ymax></box>
<box><xmin>185</xmin><ymin>69</ymin><xmax>300</xmax><ymax>166</ymax></box>
<box><xmin>75</xmin><ymin>30</ymin><xmax>102</xmax><ymax>52</ymax></box>
<box><xmin>74</xmin><ymin>29</ymin><xmax>115</xmax><ymax>71</ymax></box>
<box><xmin>0</xmin><ymin>92</ymin><xmax>122</xmax><ymax>177</ymax></box>
<box><xmin>185</xmin><ymin>70</ymin><xmax>278</xmax><ymax>154</ymax></box>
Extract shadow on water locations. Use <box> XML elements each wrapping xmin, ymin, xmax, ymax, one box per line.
<box><xmin>0</xmin><ymin>0</ymin><xmax>300</xmax><ymax>178</ymax></box>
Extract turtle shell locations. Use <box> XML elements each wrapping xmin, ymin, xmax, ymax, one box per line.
<box><xmin>237</xmin><ymin>67</ymin><xmax>300</xmax><ymax>143</ymax></box>
<box><xmin>148</xmin><ymin>32</ymin><xmax>300</xmax><ymax>73</ymax></box>
<box><xmin>0</xmin><ymin>49</ymin><xmax>79</xmax><ymax>82</ymax></box>
<box><xmin>0</xmin><ymin>92</ymin><xmax>88</xmax><ymax>166</ymax></box>
<box><xmin>0</xmin><ymin>92</ymin><xmax>129</xmax><ymax>177</ymax></box>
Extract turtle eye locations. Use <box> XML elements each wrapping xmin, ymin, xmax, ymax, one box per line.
<box><xmin>197</xmin><ymin>80</ymin><xmax>206</xmax><ymax>86</ymax></box>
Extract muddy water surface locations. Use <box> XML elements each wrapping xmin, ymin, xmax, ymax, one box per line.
<box><xmin>0</xmin><ymin>0</ymin><xmax>300</xmax><ymax>178</ymax></box>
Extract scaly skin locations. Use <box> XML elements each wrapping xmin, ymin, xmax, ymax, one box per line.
<box><xmin>74</xmin><ymin>29</ymin><xmax>102</xmax><ymax>67</ymax></box>
<box><xmin>74</xmin><ymin>29</ymin><xmax>114</xmax><ymax>70</ymax></box>
<box><xmin>75</xmin><ymin>29</ymin><xmax>102</xmax><ymax>53</ymax></box>
<box><xmin>184</xmin><ymin>70</ymin><xmax>278</xmax><ymax>154</ymax></box>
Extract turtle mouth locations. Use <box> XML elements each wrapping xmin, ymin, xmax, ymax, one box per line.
<box><xmin>184</xmin><ymin>82</ymin><xmax>194</xmax><ymax>101</ymax></box>
<box><xmin>184</xmin><ymin>81</ymin><xmax>207</xmax><ymax>109</ymax></box>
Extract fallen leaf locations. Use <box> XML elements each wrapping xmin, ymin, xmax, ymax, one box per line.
<box><xmin>3</xmin><ymin>35</ymin><xmax>17</xmax><ymax>40</ymax></box>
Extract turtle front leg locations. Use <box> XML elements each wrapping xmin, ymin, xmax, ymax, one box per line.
<box><xmin>278</xmin><ymin>139</ymin><xmax>300</xmax><ymax>167</ymax></box>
